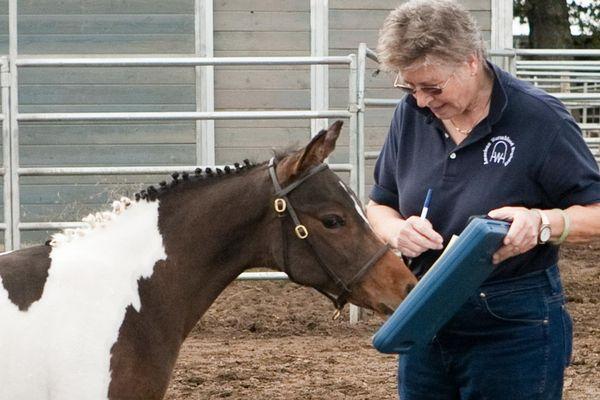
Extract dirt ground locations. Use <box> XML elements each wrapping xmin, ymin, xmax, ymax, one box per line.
<box><xmin>165</xmin><ymin>242</ymin><xmax>600</xmax><ymax>400</ymax></box>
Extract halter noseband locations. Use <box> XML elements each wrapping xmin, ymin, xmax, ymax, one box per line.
<box><xmin>268</xmin><ymin>157</ymin><xmax>390</xmax><ymax>318</ymax></box>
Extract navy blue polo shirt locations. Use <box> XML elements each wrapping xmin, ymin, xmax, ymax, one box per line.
<box><xmin>370</xmin><ymin>62</ymin><xmax>600</xmax><ymax>280</ymax></box>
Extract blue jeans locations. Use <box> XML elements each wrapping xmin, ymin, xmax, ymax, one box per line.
<box><xmin>398</xmin><ymin>265</ymin><xmax>573</xmax><ymax>400</ymax></box>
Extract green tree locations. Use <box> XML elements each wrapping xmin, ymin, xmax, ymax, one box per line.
<box><xmin>514</xmin><ymin>0</ymin><xmax>573</xmax><ymax>48</ymax></box>
<box><xmin>568</xmin><ymin>1</ymin><xmax>600</xmax><ymax>48</ymax></box>
<box><xmin>514</xmin><ymin>0</ymin><xmax>599</xmax><ymax>48</ymax></box>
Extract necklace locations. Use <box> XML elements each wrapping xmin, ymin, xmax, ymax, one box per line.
<box><xmin>449</xmin><ymin>94</ymin><xmax>492</xmax><ymax>135</ymax></box>
<box><xmin>449</xmin><ymin>119</ymin><xmax>473</xmax><ymax>135</ymax></box>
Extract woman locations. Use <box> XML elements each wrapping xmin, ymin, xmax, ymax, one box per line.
<box><xmin>367</xmin><ymin>1</ymin><xmax>600</xmax><ymax>399</ymax></box>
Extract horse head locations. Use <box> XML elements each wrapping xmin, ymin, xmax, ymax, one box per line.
<box><xmin>269</xmin><ymin>121</ymin><xmax>416</xmax><ymax>315</ymax></box>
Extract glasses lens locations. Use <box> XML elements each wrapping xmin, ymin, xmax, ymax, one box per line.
<box><xmin>396</xmin><ymin>85</ymin><xmax>415</xmax><ymax>95</ymax></box>
<box><xmin>421</xmin><ymin>86</ymin><xmax>443</xmax><ymax>96</ymax></box>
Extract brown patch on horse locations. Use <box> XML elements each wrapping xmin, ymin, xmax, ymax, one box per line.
<box><xmin>0</xmin><ymin>246</ymin><xmax>52</xmax><ymax>311</ymax></box>
<box><xmin>348</xmin><ymin>250</ymin><xmax>417</xmax><ymax>315</ymax></box>
<box><xmin>108</xmin><ymin>267</ymin><xmax>183</xmax><ymax>399</ymax></box>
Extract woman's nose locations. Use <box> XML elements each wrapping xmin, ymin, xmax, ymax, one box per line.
<box><xmin>414</xmin><ymin>90</ymin><xmax>432</xmax><ymax>108</ymax></box>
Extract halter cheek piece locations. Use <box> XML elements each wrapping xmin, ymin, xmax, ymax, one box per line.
<box><xmin>268</xmin><ymin>158</ymin><xmax>390</xmax><ymax>319</ymax></box>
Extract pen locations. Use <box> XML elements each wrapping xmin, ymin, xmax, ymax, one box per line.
<box><xmin>420</xmin><ymin>188</ymin><xmax>433</xmax><ymax>219</ymax></box>
<box><xmin>406</xmin><ymin>189</ymin><xmax>433</xmax><ymax>266</ymax></box>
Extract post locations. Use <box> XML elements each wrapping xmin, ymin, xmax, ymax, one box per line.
<box><xmin>196</xmin><ymin>0</ymin><xmax>215</xmax><ymax>165</ymax></box>
<box><xmin>8</xmin><ymin>0</ymin><xmax>19</xmax><ymax>249</ymax></box>
<box><xmin>348</xmin><ymin>54</ymin><xmax>363</xmax><ymax>323</ymax></box>
<box><xmin>1</xmin><ymin>58</ymin><xmax>11</xmax><ymax>250</ymax></box>
<box><xmin>310</xmin><ymin>0</ymin><xmax>329</xmax><ymax>135</ymax></box>
<box><xmin>491</xmin><ymin>0</ymin><xmax>513</xmax><ymax>70</ymax></box>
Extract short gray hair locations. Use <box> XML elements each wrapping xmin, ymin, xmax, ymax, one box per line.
<box><xmin>377</xmin><ymin>0</ymin><xmax>487</xmax><ymax>72</ymax></box>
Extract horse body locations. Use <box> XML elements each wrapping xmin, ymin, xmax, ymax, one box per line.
<box><xmin>0</xmin><ymin>201</ymin><xmax>167</xmax><ymax>399</ymax></box>
<box><xmin>0</xmin><ymin>121</ymin><xmax>417</xmax><ymax>400</ymax></box>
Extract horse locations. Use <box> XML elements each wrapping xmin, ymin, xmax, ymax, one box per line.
<box><xmin>0</xmin><ymin>120</ymin><xmax>416</xmax><ymax>400</ymax></box>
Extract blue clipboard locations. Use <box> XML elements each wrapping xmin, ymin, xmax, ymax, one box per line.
<box><xmin>372</xmin><ymin>217</ymin><xmax>510</xmax><ymax>354</ymax></box>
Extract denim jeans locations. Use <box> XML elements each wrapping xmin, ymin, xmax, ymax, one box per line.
<box><xmin>398</xmin><ymin>264</ymin><xmax>573</xmax><ymax>400</ymax></box>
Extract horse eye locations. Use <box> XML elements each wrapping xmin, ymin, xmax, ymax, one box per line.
<box><xmin>322</xmin><ymin>214</ymin><xmax>346</xmax><ymax>229</ymax></box>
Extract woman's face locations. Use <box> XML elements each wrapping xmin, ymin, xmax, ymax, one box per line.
<box><xmin>397</xmin><ymin>60</ymin><xmax>474</xmax><ymax>120</ymax></box>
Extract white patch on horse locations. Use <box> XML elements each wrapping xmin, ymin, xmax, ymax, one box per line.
<box><xmin>0</xmin><ymin>200</ymin><xmax>167</xmax><ymax>400</ymax></box>
<box><xmin>338</xmin><ymin>181</ymin><xmax>370</xmax><ymax>225</ymax></box>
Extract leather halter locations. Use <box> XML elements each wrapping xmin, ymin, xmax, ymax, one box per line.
<box><xmin>268</xmin><ymin>157</ymin><xmax>390</xmax><ymax>318</ymax></box>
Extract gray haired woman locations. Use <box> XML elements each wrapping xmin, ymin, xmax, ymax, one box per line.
<box><xmin>366</xmin><ymin>0</ymin><xmax>600</xmax><ymax>399</ymax></box>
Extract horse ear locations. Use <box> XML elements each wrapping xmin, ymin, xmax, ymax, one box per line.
<box><xmin>278</xmin><ymin>120</ymin><xmax>343</xmax><ymax>183</ymax></box>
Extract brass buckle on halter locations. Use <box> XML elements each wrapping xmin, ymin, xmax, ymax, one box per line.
<box><xmin>332</xmin><ymin>309</ymin><xmax>342</xmax><ymax>320</ymax></box>
<box><xmin>294</xmin><ymin>225</ymin><xmax>309</xmax><ymax>239</ymax></box>
<box><xmin>274</xmin><ymin>198</ymin><xmax>287</xmax><ymax>213</ymax></box>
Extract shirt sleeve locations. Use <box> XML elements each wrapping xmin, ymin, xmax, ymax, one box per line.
<box><xmin>369</xmin><ymin>104</ymin><xmax>402</xmax><ymax>210</ymax></box>
<box><xmin>538</xmin><ymin>118</ymin><xmax>600</xmax><ymax>208</ymax></box>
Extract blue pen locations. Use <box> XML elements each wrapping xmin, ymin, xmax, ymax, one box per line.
<box><xmin>420</xmin><ymin>188</ymin><xmax>433</xmax><ymax>219</ymax></box>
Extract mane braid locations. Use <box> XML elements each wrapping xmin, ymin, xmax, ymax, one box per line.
<box><xmin>132</xmin><ymin>159</ymin><xmax>259</xmax><ymax>202</ymax></box>
<box><xmin>47</xmin><ymin>159</ymin><xmax>261</xmax><ymax>247</ymax></box>
<box><xmin>48</xmin><ymin>197</ymin><xmax>134</xmax><ymax>247</ymax></box>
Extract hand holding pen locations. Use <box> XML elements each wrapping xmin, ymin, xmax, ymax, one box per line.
<box><xmin>388</xmin><ymin>188</ymin><xmax>443</xmax><ymax>259</ymax></box>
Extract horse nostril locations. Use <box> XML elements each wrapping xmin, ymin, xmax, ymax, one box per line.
<box><xmin>405</xmin><ymin>283</ymin><xmax>415</xmax><ymax>296</ymax></box>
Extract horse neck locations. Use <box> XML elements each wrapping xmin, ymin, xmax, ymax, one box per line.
<box><xmin>154</xmin><ymin>166</ymin><xmax>275</xmax><ymax>332</ymax></box>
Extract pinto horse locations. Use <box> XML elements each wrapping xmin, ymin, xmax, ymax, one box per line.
<box><xmin>0</xmin><ymin>121</ymin><xmax>416</xmax><ymax>400</ymax></box>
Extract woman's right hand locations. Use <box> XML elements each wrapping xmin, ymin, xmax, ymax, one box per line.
<box><xmin>385</xmin><ymin>216</ymin><xmax>444</xmax><ymax>258</ymax></box>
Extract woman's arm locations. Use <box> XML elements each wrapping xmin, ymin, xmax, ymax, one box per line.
<box><xmin>488</xmin><ymin>202</ymin><xmax>600</xmax><ymax>264</ymax></box>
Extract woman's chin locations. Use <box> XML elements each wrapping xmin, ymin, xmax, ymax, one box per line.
<box><xmin>429</xmin><ymin>104</ymin><xmax>457</xmax><ymax>120</ymax></box>
<box><xmin>429</xmin><ymin>105</ymin><xmax>447</xmax><ymax>118</ymax></box>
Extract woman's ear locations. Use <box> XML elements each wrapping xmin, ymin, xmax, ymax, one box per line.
<box><xmin>466</xmin><ymin>53</ymin><xmax>480</xmax><ymax>76</ymax></box>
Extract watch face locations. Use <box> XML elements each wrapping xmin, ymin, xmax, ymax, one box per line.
<box><xmin>540</xmin><ymin>226</ymin><xmax>552</xmax><ymax>242</ymax></box>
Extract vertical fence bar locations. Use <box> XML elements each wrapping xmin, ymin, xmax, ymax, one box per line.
<box><xmin>196</xmin><ymin>0</ymin><xmax>215</xmax><ymax>165</ymax></box>
<box><xmin>347</xmin><ymin>54</ymin><xmax>362</xmax><ymax>323</ymax></box>
<box><xmin>357</xmin><ymin>43</ymin><xmax>367</xmax><ymax>203</ymax></box>
<box><xmin>8</xmin><ymin>0</ymin><xmax>19</xmax><ymax>249</ymax></box>
<box><xmin>348</xmin><ymin>54</ymin><xmax>358</xmax><ymax>191</ymax></box>
<box><xmin>491</xmin><ymin>0</ymin><xmax>513</xmax><ymax>71</ymax></box>
<box><xmin>310</xmin><ymin>0</ymin><xmax>329</xmax><ymax>136</ymax></box>
<box><xmin>1</xmin><ymin>58</ymin><xmax>11</xmax><ymax>250</ymax></box>
<box><xmin>582</xmin><ymin>82</ymin><xmax>588</xmax><ymax>125</ymax></box>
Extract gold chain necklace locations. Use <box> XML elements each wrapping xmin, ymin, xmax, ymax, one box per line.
<box><xmin>449</xmin><ymin>119</ymin><xmax>473</xmax><ymax>135</ymax></box>
<box><xmin>449</xmin><ymin>94</ymin><xmax>492</xmax><ymax>135</ymax></box>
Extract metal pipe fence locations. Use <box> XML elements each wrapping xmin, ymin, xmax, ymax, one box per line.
<box><xmin>0</xmin><ymin>43</ymin><xmax>597</xmax><ymax>318</ymax></box>
<box><xmin>1</xmin><ymin>54</ymin><xmax>362</xmax><ymax>293</ymax></box>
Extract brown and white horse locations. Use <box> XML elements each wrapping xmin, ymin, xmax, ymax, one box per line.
<box><xmin>0</xmin><ymin>121</ymin><xmax>416</xmax><ymax>400</ymax></box>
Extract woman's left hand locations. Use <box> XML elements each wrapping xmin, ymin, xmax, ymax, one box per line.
<box><xmin>487</xmin><ymin>206</ymin><xmax>541</xmax><ymax>265</ymax></box>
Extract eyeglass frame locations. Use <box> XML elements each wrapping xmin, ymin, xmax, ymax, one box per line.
<box><xmin>393</xmin><ymin>71</ymin><xmax>455</xmax><ymax>96</ymax></box>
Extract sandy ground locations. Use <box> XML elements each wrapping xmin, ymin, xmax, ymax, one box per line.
<box><xmin>165</xmin><ymin>242</ymin><xmax>600</xmax><ymax>399</ymax></box>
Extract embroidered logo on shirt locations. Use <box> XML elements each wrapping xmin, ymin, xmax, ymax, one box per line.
<box><xmin>483</xmin><ymin>136</ymin><xmax>515</xmax><ymax>166</ymax></box>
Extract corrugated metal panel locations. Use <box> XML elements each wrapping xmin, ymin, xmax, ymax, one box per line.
<box><xmin>0</xmin><ymin>0</ymin><xmax>197</xmax><ymax>246</ymax></box>
<box><xmin>0</xmin><ymin>0</ymin><xmax>495</xmax><ymax>246</ymax></box>
<box><xmin>212</xmin><ymin>0</ymin><xmax>313</xmax><ymax>171</ymax></box>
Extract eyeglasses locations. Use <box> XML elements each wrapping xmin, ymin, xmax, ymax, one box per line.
<box><xmin>393</xmin><ymin>72</ymin><xmax>455</xmax><ymax>96</ymax></box>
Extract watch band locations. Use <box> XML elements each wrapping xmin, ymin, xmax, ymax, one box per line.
<box><xmin>534</xmin><ymin>209</ymin><xmax>551</xmax><ymax>244</ymax></box>
<box><xmin>552</xmin><ymin>208</ymin><xmax>571</xmax><ymax>245</ymax></box>
<box><xmin>535</xmin><ymin>209</ymin><xmax>550</xmax><ymax>225</ymax></box>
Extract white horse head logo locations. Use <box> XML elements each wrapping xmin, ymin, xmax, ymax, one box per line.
<box><xmin>483</xmin><ymin>136</ymin><xmax>515</xmax><ymax>167</ymax></box>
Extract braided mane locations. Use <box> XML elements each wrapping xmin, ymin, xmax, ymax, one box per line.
<box><xmin>48</xmin><ymin>159</ymin><xmax>259</xmax><ymax>247</ymax></box>
<box><xmin>134</xmin><ymin>159</ymin><xmax>258</xmax><ymax>202</ymax></box>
